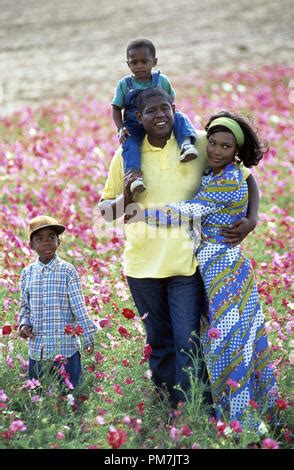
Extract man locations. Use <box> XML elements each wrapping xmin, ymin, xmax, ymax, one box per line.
<box><xmin>99</xmin><ymin>88</ymin><xmax>259</xmax><ymax>407</ymax></box>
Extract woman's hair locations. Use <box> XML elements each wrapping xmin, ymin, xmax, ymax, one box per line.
<box><xmin>126</xmin><ymin>38</ymin><xmax>156</xmax><ymax>58</ymax></box>
<box><xmin>136</xmin><ymin>87</ymin><xmax>173</xmax><ymax>113</ymax></box>
<box><xmin>205</xmin><ymin>111</ymin><xmax>268</xmax><ymax>167</ymax></box>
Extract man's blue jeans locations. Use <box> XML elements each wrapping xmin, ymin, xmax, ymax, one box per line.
<box><xmin>127</xmin><ymin>268</ymin><xmax>210</xmax><ymax>406</ymax></box>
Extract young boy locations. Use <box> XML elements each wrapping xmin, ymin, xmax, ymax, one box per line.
<box><xmin>19</xmin><ymin>215</ymin><xmax>98</xmax><ymax>389</ymax></box>
<box><xmin>112</xmin><ymin>38</ymin><xmax>198</xmax><ymax>193</ymax></box>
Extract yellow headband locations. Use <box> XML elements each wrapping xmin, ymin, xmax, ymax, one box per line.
<box><xmin>208</xmin><ymin>117</ymin><xmax>245</xmax><ymax>147</ymax></box>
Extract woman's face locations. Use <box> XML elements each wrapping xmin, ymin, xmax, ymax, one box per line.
<box><xmin>207</xmin><ymin>131</ymin><xmax>238</xmax><ymax>173</ymax></box>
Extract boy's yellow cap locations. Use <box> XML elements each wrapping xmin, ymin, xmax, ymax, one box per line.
<box><xmin>28</xmin><ymin>215</ymin><xmax>65</xmax><ymax>241</ymax></box>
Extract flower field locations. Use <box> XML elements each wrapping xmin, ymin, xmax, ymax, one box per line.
<box><xmin>0</xmin><ymin>65</ymin><xmax>293</xmax><ymax>449</ymax></box>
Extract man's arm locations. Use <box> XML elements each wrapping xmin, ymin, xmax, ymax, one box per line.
<box><xmin>99</xmin><ymin>169</ymin><xmax>137</xmax><ymax>221</ymax></box>
<box><xmin>222</xmin><ymin>173</ymin><xmax>259</xmax><ymax>245</ymax></box>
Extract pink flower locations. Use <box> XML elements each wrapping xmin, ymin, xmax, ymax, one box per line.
<box><xmin>192</xmin><ymin>442</ymin><xmax>201</xmax><ymax>449</ymax></box>
<box><xmin>208</xmin><ymin>327</ymin><xmax>221</xmax><ymax>339</ymax></box>
<box><xmin>0</xmin><ymin>390</ymin><xmax>8</xmax><ymax>402</ymax></box>
<box><xmin>216</xmin><ymin>420</ymin><xmax>226</xmax><ymax>434</ymax></box>
<box><xmin>94</xmin><ymin>352</ymin><xmax>105</xmax><ymax>364</ymax></box>
<box><xmin>229</xmin><ymin>420</ymin><xmax>243</xmax><ymax>433</ymax></box>
<box><xmin>9</xmin><ymin>419</ymin><xmax>27</xmax><ymax>433</ymax></box>
<box><xmin>113</xmin><ymin>384</ymin><xmax>124</xmax><ymax>396</ymax></box>
<box><xmin>226</xmin><ymin>378</ymin><xmax>240</xmax><ymax>389</ymax></box>
<box><xmin>262</xmin><ymin>438</ymin><xmax>279</xmax><ymax>449</ymax></box>
<box><xmin>95</xmin><ymin>416</ymin><xmax>105</xmax><ymax>425</ymax></box>
<box><xmin>170</xmin><ymin>426</ymin><xmax>181</xmax><ymax>441</ymax></box>
<box><xmin>56</xmin><ymin>432</ymin><xmax>65</xmax><ymax>440</ymax></box>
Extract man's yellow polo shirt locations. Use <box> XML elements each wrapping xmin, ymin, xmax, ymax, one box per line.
<box><xmin>101</xmin><ymin>131</ymin><xmax>249</xmax><ymax>279</ymax></box>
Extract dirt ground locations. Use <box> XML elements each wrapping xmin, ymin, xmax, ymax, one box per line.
<box><xmin>0</xmin><ymin>0</ymin><xmax>293</xmax><ymax>115</ymax></box>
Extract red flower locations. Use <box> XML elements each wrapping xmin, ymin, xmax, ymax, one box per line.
<box><xmin>122</xmin><ymin>308</ymin><xmax>135</xmax><ymax>320</ymax></box>
<box><xmin>64</xmin><ymin>324</ymin><xmax>73</xmax><ymax>335</ymax></box>
<box><xmin>276</xmin><ymin>398</ymin><xmax>289</xmax><ymax>410</ymax></box>
<box><xmin>181</xmin><ymin>425</ymin><xmax>193</xmax><ymax>436</ymax></box>
<box><xmin>122</xmin><ymin>359</ymin><xmax>130</xmax><ymax>367</ymax></box>
<box><xmin>137</xmin><ymin>401</ymin><xmax>144</xmax><ymax>416</ymax></box>
<box><xmin>2</xmin><ymin>325</ymin><xmax>12</xmax><ymax>335</ymax></box>
<box><xmin>107</xmin><ymin>427</ymin><xmax>127</xmax><ymax>449</ymax></box>
<box><xmin>140</xmin><ymin>343</ymin><xmax>152</xmax><ymax>364</ymax></box>
<box><xmin>249</xmin><ymin>399</ymin><xmax>259</xmax><ymax>409</ymax></box>
<box><xmin>74</xmin><ymin>325</ymin><xmax>84</xmax><ymax>336</ymax></box>
<box><xmin>118</xmin><ymin>326</ymin><xmax>130</xmax><ymax>338</ymax></box>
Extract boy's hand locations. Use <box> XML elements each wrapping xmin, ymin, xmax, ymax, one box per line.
<box><xmin>118</xmin><ymin>127</ymin><xmax>131</xmax><ymax>144</ymax></box>
<box><xmin>84</xmin><ymin>344</ymin><xmax>94</xmax><ymax>354</ymax></box>
<box><xmin>19</xmin><ymin>325</ymin><xmax>34</xmax><ymax>339</ymax></box>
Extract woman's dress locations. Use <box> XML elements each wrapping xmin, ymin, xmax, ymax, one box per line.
<box><xmin>145</xmin><ymin>163</ymin><xmax>277</xmax><ymax>424</ymax></box>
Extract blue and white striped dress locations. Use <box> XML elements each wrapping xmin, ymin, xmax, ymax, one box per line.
<box><xmin>145</xmin><ymin>163</ymin><xmax>277</xmax><ymax>423</ymax></box>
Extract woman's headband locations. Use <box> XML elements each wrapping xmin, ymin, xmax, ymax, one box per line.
<box><xmin>208</xmin><ymin>117</ymin><xmax>245</xmax><ymax>148</ymax></box>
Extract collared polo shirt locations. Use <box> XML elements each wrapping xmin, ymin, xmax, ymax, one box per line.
<box><xmin>102</xmin><ymin>131</ymin><xmax>210</xmax><ymax>278</ymax></box>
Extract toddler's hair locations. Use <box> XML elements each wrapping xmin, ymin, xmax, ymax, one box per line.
<box><xmin>136</xmin><ymin>87</ymin><xmax>173</xmax><ymax>113</ymax></box>
<box><xmin>127</xmin><ymin>38</ymin><xmax>156</xmax><ymax>58</ymax></box>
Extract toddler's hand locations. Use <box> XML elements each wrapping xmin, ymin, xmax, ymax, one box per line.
<box><xmin>118</xmin><ymin>127</ymin><xmax>131</xmax><ymax>144</ymax></box>
<box><xmin>19</xmin><ymin>325</ymin><xmax>34</xmax><ymax>339</ymax></box>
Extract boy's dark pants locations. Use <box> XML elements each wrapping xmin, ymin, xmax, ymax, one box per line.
<box><xmin>29</xmin><ymin>351</ymin><xmax>82</xmax><ymax>388</ymax></box>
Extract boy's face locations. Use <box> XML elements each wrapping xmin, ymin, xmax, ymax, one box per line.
<box><xmin>136</xmin><ymin>96</ymin><xmax>175</xmax><ymax>146</ymax></box>
<box><xmin>30</xmin><ymin>227</ymin><xmax>59</xmax><ymax>264</ymax></box>
<box><xmin>127</xmin><ymin>47</ymin><xmax>157</xmax><ymax>82</ymax></box>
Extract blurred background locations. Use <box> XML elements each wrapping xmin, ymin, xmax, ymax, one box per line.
<box><xmin>0</xmin><ymin>0</ymin><xmax>293</xmax><ymax>115</ymax></box>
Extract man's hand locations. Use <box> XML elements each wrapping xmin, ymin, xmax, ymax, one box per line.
<box><xmin>118</xmin><ymin>127</ymin><xmax>131</xmax><ymax>144</ymax></box>
<box><xmin>19</xmin><ymin>325</ymin><xmax>34</xmax><ymax>339</ymax></box>
<box><xmin>221</xmin><ymin>217</ymin><xmax>257</xmax><ymax>246</ymax></box>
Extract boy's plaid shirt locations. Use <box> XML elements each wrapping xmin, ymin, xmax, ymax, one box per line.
<box><xmin>19</xmin><ymin>255</ymin><xmax>98</xmax><ymax>360</ymax></box>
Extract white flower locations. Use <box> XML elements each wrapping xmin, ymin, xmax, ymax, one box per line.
<box><xmin>258</xmin><ymin>421</ymin><xmax>269</xmax><ymax>435</ymax></box>
<box><xmin>67</xmin><ymin>394</ymin><xmax>75</xmax><ymax>406</ymax></box>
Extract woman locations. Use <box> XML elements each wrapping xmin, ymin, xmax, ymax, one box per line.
<box><xmin>136</xmin><ymin>111</ymin><xmax>278</xmax><ymax>426</ymax></box>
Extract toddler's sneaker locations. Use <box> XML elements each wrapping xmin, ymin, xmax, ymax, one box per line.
<box><xmin>178</xmin><ymin>144</ymin><xmax>198</xmax><ymax>162</ymax></box>
<box><xmin>130</xmin><ymin>178</ymin><xmax>146</xmax><ymax>193</ymax></box>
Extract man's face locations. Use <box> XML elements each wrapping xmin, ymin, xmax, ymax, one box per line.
<box><xmin>136</xmin><ymin>96</ymin><xmax>175</xmax><ymax>143</ymax></box>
